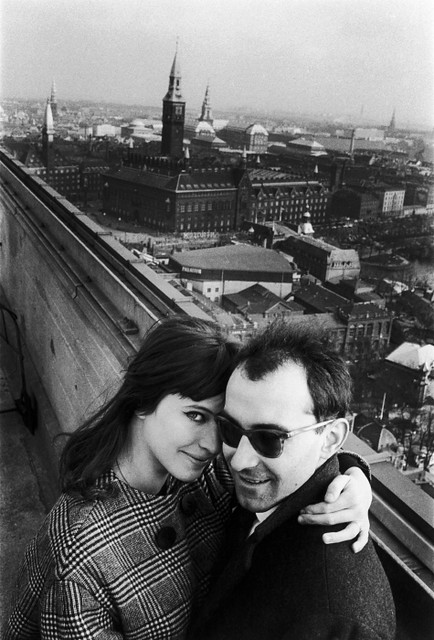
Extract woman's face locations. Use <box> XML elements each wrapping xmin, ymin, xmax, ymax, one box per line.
<box><xmin>137</xmin><ymin>392</ymin><xmax>224</xmax><ymax>484</ymax></box>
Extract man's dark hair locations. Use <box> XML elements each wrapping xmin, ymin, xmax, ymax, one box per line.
<box><xmin>235</xmin><ymin>320</ymin><xmax>352</xmax><ymax>422</ymax></box>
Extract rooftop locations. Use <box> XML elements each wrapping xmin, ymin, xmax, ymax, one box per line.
<box><xmin>171</xmin><ymin>244</ymin><xmax>294</xmax><ymax>273</ymax></box>
<box><xmin>293</xmin><ymin>282</ymin><xmax>349</xmax><ymax>313</ymax></box>
<box><xmin>386</xmin><ymin>342</ymin><xmax>434</xmax><ymax>371</ymax></box>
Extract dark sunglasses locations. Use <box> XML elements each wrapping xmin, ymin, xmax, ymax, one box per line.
<box><xmin>217</xmin><ymin>415</ymin><xmax>336</xmax><ymax>458</ymax></box>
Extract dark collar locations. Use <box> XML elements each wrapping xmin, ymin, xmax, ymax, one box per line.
<box><xmin>251</xmin><ymin>455</ymin><xmax>339</xmax><ymax>543</ymax></box>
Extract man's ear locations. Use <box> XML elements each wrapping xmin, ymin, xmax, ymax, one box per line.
<box><xmin>320</xmin><ymin>419</ymin><xmax>349</xmax><ymax>458</ymax></box>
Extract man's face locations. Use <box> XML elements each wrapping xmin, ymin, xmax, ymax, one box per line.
<box><xmin>222</xmin><ymin>362</ymin><xmax>329</xmax><ymax>513</ymax></box>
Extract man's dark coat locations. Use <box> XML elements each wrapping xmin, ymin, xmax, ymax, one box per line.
<box><xmin>189</xmin><ymin>455</ymin><xmax>396</xmax><ymax>640</ymax></box>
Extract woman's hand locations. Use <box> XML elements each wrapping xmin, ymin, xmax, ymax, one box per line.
<box><xmin>297</xmin><ymin>467</ymin><xmax>372</xmax><ymax>553</ymax></box>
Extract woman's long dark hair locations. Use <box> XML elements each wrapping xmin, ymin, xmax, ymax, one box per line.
<box><xmin>60</xmin><ymin>316</ymin><xmax>240</xmax><ymax>497</ymax></box>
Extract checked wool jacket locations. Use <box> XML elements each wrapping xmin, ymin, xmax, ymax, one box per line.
<box><xmin>4</xmin><ymin>458</ymin><xmax>234</xmax><ymax>640</ymax></box>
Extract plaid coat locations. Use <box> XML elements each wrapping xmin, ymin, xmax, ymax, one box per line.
<box><xmin>4</xmin><ymin>457</ymin><xmax>234</xmax><ymax>640</ymax></box>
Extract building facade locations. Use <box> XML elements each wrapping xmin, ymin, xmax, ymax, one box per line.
<box><xmin>245</xmin><ymin>169</ymin><xmax>332</xmax><ymax>228</ymax></box>
<box><xmin>218</xmin><ymin>123</ymin><xmax>269</xmax><ymax>153</ymax></box>
<box><xmin>275</xmin><ymin>233</ymin><xmax>361</xmax><ymax>282</ymax></box>
<box><xmin>102</xmin><ymin>164</ymin><xmax>248</xmax><ymax>233</ymax></box>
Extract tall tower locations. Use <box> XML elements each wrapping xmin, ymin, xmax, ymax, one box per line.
<box><xmin>42</xmin><ymin>98</ymin><xmax>55</xmax><ymax>171</ymax></box>
<box><xmin>389</xmin><ymin>108</ymin><xmax>396</xmax><ymax>133</ymax></box>
<box><xmin>50</xmin><ymin>78</ymin><xmax>58</xmax><ymax>119</ymax></box>
<box><xmin>161</xmin><ymin>43</ymin><xmax>185</xmax><ymax>159</ymax></box>
<box><xmin>199</xmin><ymin>84</ymin><xmax>213</xmax><ymax>125</ymax></box>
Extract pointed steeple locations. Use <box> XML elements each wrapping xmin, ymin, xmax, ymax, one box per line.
<box><xmin>164</xmin><ymin>39</ymin><xmax>183</xmax><ymax>102</ymax></box>
<box><xmin>42</xmin><ymin>98</ymin><xmax>55</xmax><ymax>170</ymax></box>
<box><xmin>50</xmin><ymin>78</ymin><xmax>58</xmax><ymax>118</ymax></box>
<box><xmin>50</xmin><ymin>78</ymin><xmax>57</xmax><ymax>103</ymax></box>
<box><xmin>43</xmin><ymin>98</ymin><xmax>55</xmax><ymax>138</ymax></box>
<box><xmin>389</xmin><ymin>108</ymin><xmax>396</xmax><ymax>132</ymax></box>
<box><xmin>199</xmin><ymin>84</ymin><xmax>213</xmax><ymax>124</ymax></box>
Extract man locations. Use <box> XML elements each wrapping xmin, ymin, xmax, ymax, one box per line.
<box><xmin>188</xmin><ymin>321</ymin><xmax>395</xmax><ymax>640</ymax></box>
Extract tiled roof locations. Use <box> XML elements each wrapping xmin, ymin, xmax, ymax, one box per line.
<box><xmin>294</xmin><ymin>283</ymin><xmax>348</xmax><ymax>312</ymax></box>
<box><xmin>172</xmin><ymin>244</ymin><xmax>293</xmax><ymax>272</ymax></box>
<box><xmin>176</xmin><ymin>169</ymin><xmax>236</xmax><ymax>191</ymax></box>
<box><xmin>104</xmin><ymin>166</ymin><xmax>238</xmax><ymax>192</ymax></box>
<box><xmin>278</xmin><ymin>233</ymin><xmax>356</xmax><ymax>257</ymax></box>
<box><xmin>223</xmin><ymin>284</ymin><xmax>292</xmax><ymax>314</ymax></box>
<box><xmin>104</xmin><ymin>167</ymin><xmax>177</xmax><ymax>190</ymax></box>
<box><xmin>281</xmin><ymin>313</ymin><xmax>344</xmax><ymax>330</ymax></box>
<box><xmin>338</xmin><ymin>302</ymin><xmax>390</xmax><ymax>319</ymax></box>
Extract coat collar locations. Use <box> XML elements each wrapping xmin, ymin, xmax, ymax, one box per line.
<box><xmin>250</xmin><ymin>454</ymin><xmax>339</xmax><ymax>544</ymax></box>
<box><xmin>190</xmin><ymin>455</ymin><xmax>340</xmax><ymax>629</ymax></box>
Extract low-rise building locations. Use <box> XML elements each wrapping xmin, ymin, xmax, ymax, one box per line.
<box><xmin>222</xmin><ymin>283</ymin><xmax>303</xmax><ymax>324</ymax></box>
<box><xmin>292</xmin><ymin>282</ymin><xmax>348</xmax><ymax>314</ymax></box>
<box><xmin>275</xmin><ymin>233</ymin><xmax>360</xmax><ymax>281</ymax></box>
<box><xmin>168</xmin><ymin>244</ymin><xmax>294</xmax><ymax>302</ymax></box>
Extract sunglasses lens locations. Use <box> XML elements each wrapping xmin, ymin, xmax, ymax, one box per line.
<box><xmin>251</xmin><ymin>432</ymin><xmax>281</xmax><ymax>458</ymax></box>
<box><xmin>218</xmin><ymin>418</ymin><xmax>242</xmax><ymax>448</ymax></box>
<box><xmin>218</xmin><ymin>418</ymin><xmax>282</xmax><ymax>458</ymax></box>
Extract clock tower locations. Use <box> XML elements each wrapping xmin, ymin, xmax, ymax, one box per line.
<box><xmin>161</xmin><ymin>44</ymin><xmax>185</xmax><ymax>159</ymax></box>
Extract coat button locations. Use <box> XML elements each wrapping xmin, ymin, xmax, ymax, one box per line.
<box><xmin>155</xmin><ymin>526</ymin><xmax>177</xmax><ymax>550</ymax></box>
<box><xmin>180</xmin><ymin>494</ymin><xmax>197</xmax><ymax>516</ymax></box>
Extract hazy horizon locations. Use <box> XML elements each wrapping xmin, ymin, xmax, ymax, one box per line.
<box><xmin>1</xmin><ymin>0</ymin><xmax>433</xmax><ymax>129</ymax></box>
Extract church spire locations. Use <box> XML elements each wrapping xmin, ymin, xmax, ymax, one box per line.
<box><xmin>50</xmin><ymin>78</ymin><xmax>58</xmax><ymax>118</ymax></box>
<box><xmin>164</xmin><ymin>39</ymin><xmax>183</xmax><ymax>102</ymax></box>
<box><xmin>42</xmin><ymin>98</ymin><xmax>55</xmax><ymax>170</ymax></box>
<box><xmin>43</xmin><ymin>98</ymin><xmax>55</xmax><ymax>137</ymax></box>
<box><xmin>389</xmin><ymin>108</ymin><xmax>396</xmax><ymax>132</ymax></box>
<box><xmin>199</xmin><ymin>83</ymin><xmax>213</xmax><ymax>124</ymax></box>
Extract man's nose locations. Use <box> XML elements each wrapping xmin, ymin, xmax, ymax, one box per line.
<box><xmin>226</xmin><ymin>435</ymin><xmax>260</xmax><ymax>471</ymax></box>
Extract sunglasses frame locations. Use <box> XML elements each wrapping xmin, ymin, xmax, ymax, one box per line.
<box><xmin>217</xmin><ymin>415</ymin><xmax>337</xmax><ymax>458</ymax></box>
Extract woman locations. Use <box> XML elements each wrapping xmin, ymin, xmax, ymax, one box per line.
<box><xmin>5</xmin><ymin>316</ymin><xmax>371</xmax><ymax>640</ymax></box>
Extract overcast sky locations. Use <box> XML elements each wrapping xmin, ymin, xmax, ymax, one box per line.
<box><xmin>1</xmin><ymin>0</ymin><xmax>433</xmax><ymax>128</ymax></box>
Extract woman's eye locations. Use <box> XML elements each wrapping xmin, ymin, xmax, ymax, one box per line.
<box><xmin>186</xmin><ymin>411</ymin><xmax>206</xmax><ymax>423</ymax></box>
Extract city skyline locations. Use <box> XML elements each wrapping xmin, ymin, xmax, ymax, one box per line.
<box><xmin>1</xmin><ymin>0</ymin><xmax>434</xmax><ymax>129</ymax></box>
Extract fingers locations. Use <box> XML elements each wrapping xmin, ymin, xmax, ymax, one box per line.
<box><xmin>323</xmin><ymin>474</ymin><xmax>350</xmax><ymax>504</ymax></box>
<box><xmin>321</xmin><ymin>519</ymin><xmax>370</xmax><ymax>553</ymax></box>
<box><xmin>298</xmin><ymin>506</ymin><xmax>353</xmax><ymax>525</ymax></box>
<box><xmin>352</xmin><ymin>528</ymin><xmax>370</xmax><ymax>553</ymax></box>
<box><xmin>322</xmin><ymin>521</ymin><xmax>361</xmax><ymax>545</ymax></box>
